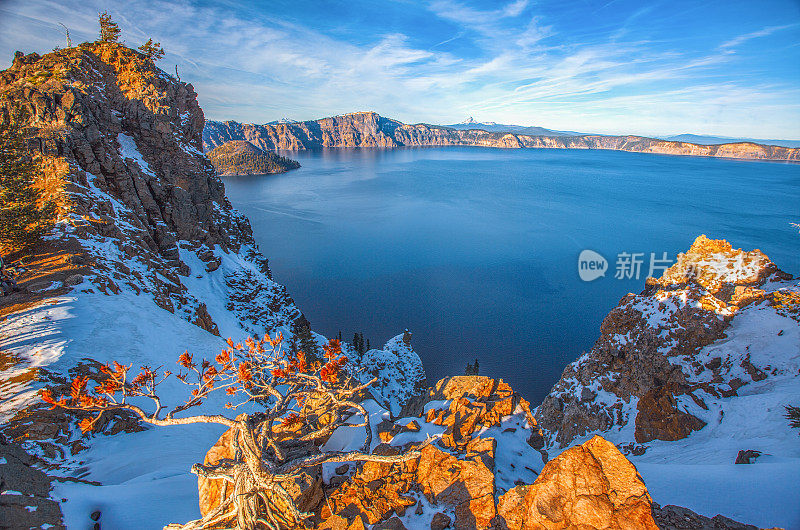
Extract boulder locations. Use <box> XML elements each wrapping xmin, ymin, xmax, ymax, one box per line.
<box><xmin>497</xmin><ymin>435</ymin><xmax>658</xmax><ymax>529</ymax></box>
<box><xmin>431</xmin><ymin>512</ymin><xmax>452</xmax><ymax>529</ymax></box>
<box><xmin>734</xmin><ymin>450</ymin><xmax>761</xmax><ymax>464</ymax></box>
<box><xmin>651</xmin><ymin>503</ymin><xmax>760</xmax><ymax>529</ymax></box>
<box><xmin>634</xmin><ymin>386</ymin><xmax>706</xmax><ymax>443</ymax></box>
<box><xmin>327</xmin><ymin>441</ymin><xmax>496</xmax><ymax>529</ymax></box>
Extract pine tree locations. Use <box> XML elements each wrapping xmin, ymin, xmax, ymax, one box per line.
<box><xmin>138</xmin><ymin>39</ymin><xmax>165</xmax><ymax>62</ymax></box>
<box><xmin>464</xmin><ymin>361</ymin><xmax>474</xmax><ymax>375</ymax></box>
<box><xmin>98</xmin><ymin>11</ymin><xmax>122</xmax><ymax>43</ymax></box>
<box><xmin>473</xmin><ymin>359</ymin><xmax>479</xmax><ymax>375</ymax></box>
<box><xmin>786</xmin><ymin>405</ymin><xmax>800</xmax><ymax>432</ymax></box>
<box><xmin>366</xmin><ymin>338</ymin><xmax>370</xmax><ymax>351</ymax></box>
<box><xmin>291</xmin><ymin>316</ymin><xmax>320</xmax><ymax>362</ymax></box>
<box><xmin>359</xmin><ymin>333</ymin><xmax>365</xmax><ymax>354</ymax></box>
<box><xmin>0</xmin><ymin>111</ymin><xmax>55</xmax><ymax>253</ymax></box>
<box><xmin>353</xmin><ymin>333</ymin><xmax>361</xmax><ymax>354</ymax></box>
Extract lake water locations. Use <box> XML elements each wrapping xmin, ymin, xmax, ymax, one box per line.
<box><xmin>222</xmin><ymin>147</ymin><xmax>800</xmax><ymax>403</ymax></box>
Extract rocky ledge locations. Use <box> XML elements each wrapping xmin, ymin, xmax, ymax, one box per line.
<box><xmin>196</xmin><ymin>375</ymin><xmax>762</xmax><ymax>529</ymax></box>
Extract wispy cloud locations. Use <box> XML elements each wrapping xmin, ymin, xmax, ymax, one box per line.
<box><xmin>719</xmin><ymin>23</ymin><xmax>797</xmax><ymax>50</ymax></box>
<box><xmin>0</xmin><ymin>0</ymin><xmax>798</xmax><ymax>138</ymax></box>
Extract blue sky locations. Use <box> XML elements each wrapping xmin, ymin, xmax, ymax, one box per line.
<box><xmin>1</xmin><ymin>0</ymin><xmax>799</xmax><ymax>138</ymax></box>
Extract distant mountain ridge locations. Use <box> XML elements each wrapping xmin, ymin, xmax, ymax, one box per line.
<box><xmin>447</xmin><ymin>116</ymin><xmax>582</xmax><ymax>136</ymax></box>
<box><xmin>203</xmin><ymin>112</ymin><xmax>800</xmax><ymax>162</ymax></box>
<box><xmin>663</xmin><ymin>133</ymin><xmax>800</xmax><ymax>149</ymax></box>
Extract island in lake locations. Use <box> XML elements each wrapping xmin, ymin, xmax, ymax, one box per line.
<box><xmin>206</xmin><ymin>139</ymin><xmax>300</xmax><ymax>175</ymax></box>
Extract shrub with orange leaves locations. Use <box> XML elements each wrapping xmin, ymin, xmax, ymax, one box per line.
<box><xmin>38</xmin><ymin>334</ymin><xmax>424</xmax><ymax>530</ymax></box>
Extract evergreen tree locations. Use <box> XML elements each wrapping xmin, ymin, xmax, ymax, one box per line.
<box><xmin>0</xmin><ymin>110</ymin><xmax>55</xmax><ymax>253</ymax></box>
<box><xmin>138</xmin><ymin>39</ymin><xmax>165</xmax><ymax>62</ymax></box>
<box><xmin>359</xmin><ymin>333</ymin><xmax>365</xmax><ymax>354</ymax></box>
<box><xmin>464</xmin><ymin>359</ymin><xmax>480</xmax><ymax>375</ymax></box>
<box><xmin>98</xmin><ymin>11</ymin><xmax>122</xmax><ymax>43</ymax></box>
<box><xmin>786</xmin><ymin>405</ymin><xmax>800</xmax><ymax>433</ymax></box>
<box><xmin>337</xmin><ymin>330</ymin><xmax>342</xmax><ymax>342</ymax></box>
<box><xmin>366</xmin><ymin>338</ymin><xmax>370</xmax><ymax>351</ymax></box>
<box><xmin>353</xmin><ymin>333</ymin><xmax>361</xmax><ymax>354</ymax></box>
<box><xmin>291</xmin><ymin>316</ymin><xmax>319</xmax><ymax>361</ymax></box>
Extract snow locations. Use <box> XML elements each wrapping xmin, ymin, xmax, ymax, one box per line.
<box><xmin>116</xmin><ymin>133</ymin><xmax>155</xmax><ymax>176</ymax></box>
<box><xmin>475</xmin><ymin>408</ymin><xmax>545</xmax><ymax>496</ymax></box>
<box><xmin>350</xmin><ymin>334</ymin><xmax>426</xmax><ymax>417</ymax></box>
<box><xmin>639</xmin><ymin>461</ymin><xmax>799</xmax><ymax>528</ymax></box>
<box><xmin>545</xmin><ymin>285</ymin><xmax>800</xmax><ymax>529</ymax></box>
<box><xmin>387</xmin><ymin>416</ymin><xmax>445</xmax><ymax>448</ymax></box>
<box><xmin>320</xmin><ymin>399</ymin><xmax>391</xmax><ymax>482</ymax></box>
<box><xmin>0</xmin><ymin>288</ymin><xmax>245</xmax><ymax>527</ymax></box>
<box><xmin>694</xmin><ymin>252</ymin><xmax>771</xmax><ymax>284</ymax></box>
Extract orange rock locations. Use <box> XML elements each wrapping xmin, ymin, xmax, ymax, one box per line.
<box><xmin>425</xmin><ymin>376</ymin><xmax>543</xmax><ymax>451</ymax></box>
<box><xmin>497</xmin><ymin>436</ymin><xmax>658</xmax><ymax>530</ymax></box>
<box><xmin>415</xmin><ymin>443</ymin><xmax>497</xmax><ymax>528</ymax></box>
<box><xmin>198</xmin><ymin>427</ymin><xmax>236</xmax><ymax>518</ymax></box>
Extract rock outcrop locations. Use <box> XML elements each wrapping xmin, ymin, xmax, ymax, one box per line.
<box><xmin>497</xmin><ymin>435</ymin><xmax>658</xmax><ymax>529</ymax></box>
<box><xmin>422</xmin><ymin>376</ymin><xmax>544</xmax><ymax>453</ymax></box>
<box><xmin>203</xmin><ymin>113</ymin><xmax>800</xmax><ymax>162</ymax></box>
<box><xmin>536</xmin><ymin>235</ymin><xmax>797</xmax><ymax>449</ymax></box>
<box><xmin>0</xmin><ymin>436</ymin><xmax>67</xmax><ymax>529</ymax></box>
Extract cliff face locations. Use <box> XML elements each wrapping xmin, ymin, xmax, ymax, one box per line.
<box><xmin>0</xmin><ymin>43</ymin><xmax>300</xmax><ymax>331</ymax></box>
<box><xmin>204</xmin><ymin>112</ymin><xmax>800</xmax><ymax>162</ymax></box>
<box><xmin>536</xmin><ymin>235</ymin><xmax>799</xmax><ymax>451</ymax></box>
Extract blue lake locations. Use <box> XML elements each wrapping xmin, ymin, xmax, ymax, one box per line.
<box><xmin>222</xmin><ymin>147</ymin><xmax>800</xmax><ymax>403</ymax></box>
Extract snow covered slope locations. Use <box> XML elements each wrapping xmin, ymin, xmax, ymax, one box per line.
<box><xmin>536</xmin><ymin>236</ymin><xmax>800</xmax><ymax>528</ymax></box>
<box><xmin>0</xmin><ymin>45</ymin><xmax>428</xmax><ymax>529</ymax></box>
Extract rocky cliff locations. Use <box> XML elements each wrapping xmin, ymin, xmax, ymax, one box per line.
<box><xmin>0</xmin><ymin>43</ymin><xmax>310</xmax><ymax>527</ymax></box>
<box><xmin>204</xmin><ymin>112</ymin><xmax>800</xmax><ymax>162</ymax></box>
<box><xmin>536</xmin><ymin>235</ymin><xmax>799</xmax><ymax>452</ymax></box>
<box><xmin>0</xmin><ymin>43</ymin><xmax>300</xmax><ymax>332</ymax></box>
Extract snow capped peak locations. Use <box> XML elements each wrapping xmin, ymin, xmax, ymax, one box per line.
<box><xmin>456</xmin><ymin>117</ymin><xmax>498</xmax><ymax>126</ymax></box>
<box><xmin>267</xmin><ymin>118</ymin><xmax>297</xmax><ymax>125</ymax></box>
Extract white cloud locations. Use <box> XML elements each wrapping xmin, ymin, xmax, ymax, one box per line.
<box><xmin>719</xmin><ymin>24</ymin><xmax>797</xmax><ymax>50</ymax></box>
<box><xmin>0</xmin><ymin>0</ymin><xmax>798</xmax><ymax>138</ymax></box>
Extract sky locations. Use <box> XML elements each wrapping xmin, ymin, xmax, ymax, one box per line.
<box><xmin>0</xmin><ymin>0</ymin><xmax>799</xmax><ymax>138</ymax></box>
